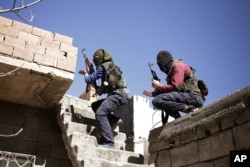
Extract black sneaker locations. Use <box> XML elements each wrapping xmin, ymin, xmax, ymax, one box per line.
<box><xmin>111</xmin><ymin>119</ymin><xmax>123</xmax><ymax>130</ymax></box>
<box><xmin>108</xmin><ymin>114</ymin><xmax>123</xmax><ymax>130</ymax></box>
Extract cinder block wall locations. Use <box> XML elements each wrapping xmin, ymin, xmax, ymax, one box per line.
<box><xmin>148</xmin><ymin>86</ymin><xmax>250</xmax><ymax>167</ymax></box>
<box><xmin>0</xmin><ymin>16</ymin><xmax>78</xmax><ymax>109</ymax></box>
<box><xmin>0</xmin><ymin>16</ymin><xmax>77</xmax><ymax>72</ymax></box>
<box><xmin>0</xmin><ymin>100</ymin><xmax>72</xmax><ymax>167</ymax></box>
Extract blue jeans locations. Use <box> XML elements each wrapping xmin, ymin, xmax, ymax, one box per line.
<box><xmin>152</xmin><ymin>91</ymin><xmax>203</xmax><ymax>114</ymax></box>
<box><xmin>91</xmin><ymin>92</ymin><xmax>129</xmax><ymax>145</ymax></box>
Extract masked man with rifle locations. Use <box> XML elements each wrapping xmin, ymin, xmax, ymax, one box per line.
<box><xmin>82</xmin><ymin>49</ymin><xmax>129</xmax><ymax>148</ymax></box>
<box><xmin>143</xmin><ymin>50</ymin><xmax>207</xmax><ymax>124</ymax></box>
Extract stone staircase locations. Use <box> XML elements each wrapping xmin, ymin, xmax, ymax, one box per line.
<box><xmin>57</xmin><ymin>95</ymin><xmax>149</xmax><ymax>167</ymax></box>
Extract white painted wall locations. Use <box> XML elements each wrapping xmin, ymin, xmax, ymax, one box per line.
<box><xmin>131</xmin><ymin>95</ymin><xmax>174</xmax><ymax>163</ymax></box>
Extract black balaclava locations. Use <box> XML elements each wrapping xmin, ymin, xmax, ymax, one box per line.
<box><xmin>157</xmin><ymin>50</ymin><xmax>174</xmax><ymax>74</ymax></box>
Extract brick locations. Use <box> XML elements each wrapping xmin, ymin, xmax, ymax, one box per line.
<box><xmin>65</xmin><ymin>52</ymin><xmax>77</xmax><ymax>64</ymax></box>
<box><xmin>4</xmin><ymin>36</ymin><xmax>25</xmax><ymax>49</ymax></box>
<box><xmin>199</xmin><ymin>130</ymin><xmax>234</xmax><ymax>161</ymax></box>
<box><xmin>17</xmin><ymin>128</ymin><xmax>39</xmax><ymax>142</ymax></box>
<box><xmin>38</xmin><ymin>131</ymin><xmax>64</xmax><ymax>145</ymax></box>
<box><xmin>13</xmin><ymin>47</ymin><xmax>34</xmax><ymax>61</ymax></box>
<box><xmin>0</xmin><ymin>16</ymin><xmax>13</xmax><ymax>27</ymax></box>
<box><xmin>54</xmin><ymin>33</ymin><xmax>73</xmax><ymax>44</ymax></box>
<box><xmin>235</xmin><ymin>108</ymin><xmax>250</xmax><ymax>124</ymax></box>
<box><xmin>171</xmin><ymin>141</ymin><xmax>199</xmax><ymax>167</ymax></box>
<box><xmin>0</xmin><ymin>43</ymin><xmax>14</xmax><ymax>55</ymax></box>
<box><xmin>41</xmin><ymin>37</ymin><xmax>60</xmax><ymax>49</ymax></box>
<box><xmin>12</xmin><ymin>20</ymin><xmax>33</xmax><ymax>33</ymax></box>
<box><xmin>34</xmin><ymin>54</ymin><xmax>55</xmax><ymax>66</ymax></box>
<box><xmin>50</xmin><ymin>145</ymin><xmax>69</xmax><ymax>159</ymax></box>
<box><xmin>214</xmin><ymin>156</ymin><xmax>229</xmax><ymax>167</ymax></box>
<box><xmin>232</xmin><ymin>121</ymin><xmax>250</xmax><ymax>150</ymax></box>
<box><xmin>0</xmin><ymin>24</ymin><xmax>19</xmax><ymax>38</ymax></box>
<box><xmin>18</xmin><ymin>31</ymin><xmax>41</xmax><ymax>44</ymax></box>
<box><xmin>181</xmin><ymin>126</ymin><xmax>197</xmax><ymax>144</ymax></box>
<box><xmin>32</xmin><ymin>27</ymin><xmax>53</xmax><ymax>38</ymax></box>
<box><xmin>45</xmin><ymin>47</ymin><xmax>65</xmax><ymax>59</ymax></box>
<box><xmin>156</xmin><ymin>150</ymin><xmax>171</xmax><ymax>167</ymax></box>
<box><xmin>57</xmin><ymin>58</ymin><xmax>76</xmax><ymax>72</ymax></box>
<box><xmin>60</xmin><ymin>43</ymin><xmax>78</xmax><ymax>55</ymax></box>
<box><xmin>26</xmin><ymin>42</ymin><xmax>45</xmax><ymax>54</ymax></box>
<box><xmin>0</xmin><ymin>34</ymin><xmax>4</xmax><ymax>42</ymax></box>
<box><xmin>186</xmin><ymin>162</ymin><xmax>213</xmax><ymax>167</ymax></box>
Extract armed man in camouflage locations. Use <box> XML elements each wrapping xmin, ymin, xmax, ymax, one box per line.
<box><xmin>143</xmin><ymin>50</ymin><xmax>205</xmax><ymax>124</ymax></box>
<box><xmin>82</xmin><ymin>49</ymin><xmax>129</xmax><ymax>148</ymax></box>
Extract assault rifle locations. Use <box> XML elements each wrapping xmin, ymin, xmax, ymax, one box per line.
<box><xmin>148</xmin><ymin>62</ymin><xmax>160</xmax><ymax>82</ymax></box>
<box><xmin>146</xmin><ymin>63</ymin><xmax>169</xmax><ymax>125</ymax></box>
<box><xmin>143</xmin><ymin>63</ymin><xmax>161</xmax><ymax>97</ymax></box>
<box><xmin>79</xmin><ymin>49</ymin><xmax>98</xmax><ymax>101</ymax></box>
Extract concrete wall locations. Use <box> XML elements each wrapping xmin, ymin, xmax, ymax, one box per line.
<box><xmin>0</xmin><ymin>16</ymin><xmax>78</xmax><ymax>109</ymax></box>
<box><xmin>118</xmin><ymin>95</ymin><xmax>174</xmax><ymax>164</ymax></box>
<box><xmin>148</xmin><ymin>86</ymin><xmax>250</xmax><ymax>167</ymax></box>
<box><xmin>0</xmin><ymin>100</ymin><xmax>72</xmax><ymax>167</ymax></box>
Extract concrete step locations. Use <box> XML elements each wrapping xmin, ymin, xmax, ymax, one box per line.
<box><xmin>72</xmin><ymin>143</ymin><xmax>144</xmax><ymax>165</ymax></box>
<box><xmin>77</xmin><ymin>156</ymin><xmax>149</xmax><ymax>167</ymax></box>
<box><xmin>61</xmin><ymin>95</ymin><xmax>92</xmax><ymax>112</ymax></box>
<box><xmin>61</xmin><ymin>113</ymin><xmax>126</xmax><ymax>142</ymax></box>
<box><xmin>68</xmin><ymin>133</ymin><xmax>126</xmax><ymax>151</ymax></box>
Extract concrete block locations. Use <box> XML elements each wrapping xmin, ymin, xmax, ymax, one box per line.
<box><xmin>12</xmin><ymin>20</ymin><xmax>33</xmax><ymax>33</ymax></box>
<box><xmin>34</xmin><ymin>53</ymin><xmax>54</xmax><ymax>66</ymax></box>
<box><xmin>4</xmin><ymin>36</ymin><xmax>25</xmax><ymax>49</ymax></box>
<box><xmin>50</xmin><ymin>145</ymin><xmax>69</xmax><ymax>159</ymax></box>
<box><xmin>32</xmin><ymin>27</ymin><xmax>53</xmax><ymax>39</ymax></box>
<box><xmin>186</xmin><ymin>162</ymin><xmax>213</xmax><ymax>167</ymax></box>
<box><xmin>45</xmin><ymin>47</ymin><xmax>65</xmax><ymax>59</ymax></box>
<box><xmin>199</xmin><ymin>130</ymin><xmax>234</xmax><ymax>161</ymax></box>
<box><xmin>26</xmin><ymin>42</ymin><xmax>45</xmax><ymax>55</ymax></box>
<box><xmin>13</xmin><ymin>47</ymin><xmax>34</xmax><ymax>61</ymax></box>
<box><xmin>17</xmin><ymin>127</ymin><xmax>39</xmax><ymax>143</ymax></box>
<box><xmin>180</xmin><ymin>126</ymin><xmax>197</xmax><ymax>144</ymax></box>
<box><xmin>171</xmin><ymin>141</ymin><xmax>199</xmax><ymax>167</ymax></box>
<box><xmin>38</xmin><ymin>131</ymin><xmax>64</xmax><ymax>145</ymax></box>
<box><xmin>0</xmin><ymin>34</ymin><xmax>4</xmax><ymax>42</ymax></box>
<box><xmin>41</xmin><ymin>37</ymin><xmax>60</xmax><ymax>49</ymax></box>
<box><xmin>0</xmin><ymin>24</ymin><xmax>19</xmax><ymax>37</ymax></box>
<box><xmin>156</xmin><ymin>150</ymin><xmax>171</xmax><ymax>167</ymax></box>
<box><xmin>0</xmin><ymin>43</ymin><xmax>13</xmax><ymax>55</ymax></box>
<box><xmin>18</xmin><ymin>31</ymin><xmax>41</xmax><ymax>44</ymax></box>
<box><xmin>235</xmin><ymin>107</ymin><xmax>250</xmax><ymax>124</ymax></box>
<box><xmin>0</xmin><ymin>16</ymin><xmax>13</xmax><ymax>26</ymax></box>
<box><xmin>214</xmin><ymin>156</ymin><xmax>229</xmax><ymax>167</ymax></box>
<box><xmin>60</xmin><ymin>43</ymin><xmax>78</xmax><ymax>55</ymax></box>
<box><xmin>57</xmin><ymin>58</ymin><xmax>76</xmax><ymax>72</ymax></box>
<box><xmin>149</xmin><ymin>139</ymin><xmax>170</xmax><ymax>153</ymax></box>
<box><xmin>233</xmin><ymin>121</ymin><xmax>250</xmax><ymax>150</ymax></box>
<box><xmin>54</xmin><ymin>33</ymin><xmax>73</xmax><ymax>45</ymax></box>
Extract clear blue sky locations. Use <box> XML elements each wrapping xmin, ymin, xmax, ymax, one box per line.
<box><xmin>1</xmin><ymin>0</ymin><xmax>250</xmax><ymax>106</ymax></box>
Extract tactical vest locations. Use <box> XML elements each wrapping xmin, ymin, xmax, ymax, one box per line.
<box><xmin>167</xmin><ymin>60</ymin><xmax>201</xmax><ymax>95</ymax></box>
<box><xmin>98</xmin><ymin>61</ymin><xmax>126</xmax><ymax>95</ymax></box>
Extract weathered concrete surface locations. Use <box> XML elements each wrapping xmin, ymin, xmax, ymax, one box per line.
<box><xmin>0</xmin><ymin>16</ymin><xmax>77</xmax><ymax>109</ymax></box>
<box><xmin>148</xmin><ymin>86</ymin><xmax>250</xmax><ymax>167</ymax></box>
<box><xmin>57</xmin><ymin>95</ymin><xmax>149</xmax><ymax>167</ymax></box>
<box><xmin>0</xmin><ymin>100</ymin><xmax>72</xmax><ymax>167</ymax></box>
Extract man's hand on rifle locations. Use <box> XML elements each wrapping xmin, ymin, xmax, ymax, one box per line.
<box><xmin>152</xmin><ymin>79</ymin><xmax>163</xmax><ymax>91</ymax></box>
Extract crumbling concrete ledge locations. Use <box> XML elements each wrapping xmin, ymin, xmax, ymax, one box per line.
<box><xmin>148</xmin><ymin>86</ymin><xmax>250</xmax><ymax>167</ymax></box>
